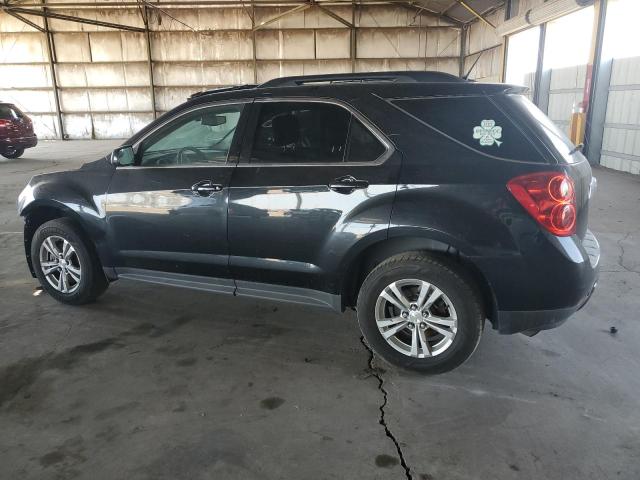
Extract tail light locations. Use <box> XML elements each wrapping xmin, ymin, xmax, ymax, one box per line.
<box><xmin>0</xmin><ymin>119</ymin><xmax>12</xmax><ymax>128</ymax></box>
<box><xmin>507</xmin><ymin>171</ymin><xmax>576</xmax><ymax>236</ymax></box>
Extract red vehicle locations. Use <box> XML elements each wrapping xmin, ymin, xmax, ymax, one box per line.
<box><xmin>0</xmin><ymin>103</ymin><xmax>37</xmax><ymax>159</ymax></box>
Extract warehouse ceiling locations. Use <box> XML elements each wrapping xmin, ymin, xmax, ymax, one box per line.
<box><xmin>412</xmin><ymin>0</ymin><xmax>504</xmax><ymax>24</ymax></box>
<box><xmin>0</xmin><ymin>0</ymin><xmax>506</xmax><ymax>27</ymax></box>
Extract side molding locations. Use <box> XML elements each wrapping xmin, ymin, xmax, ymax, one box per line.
<box><xmin>114</xmin><ymin>268</ymin><xmax>342</xmax><ymax>312</ymax></box>
<box><xmin>235</xmin><ymin>280</ymin><xmax>342</xmax><ymax>312</ymax></box>
<box><xmin>116</xmin><ymin>268</ymin><xmax>235</xmax><ymax>295</ymax></box>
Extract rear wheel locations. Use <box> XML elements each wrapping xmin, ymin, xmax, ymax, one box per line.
<box><xmin>357</xmin><ymin>252</ymin><xmax>484</xmax><ymax>374</ymax></box>
<box><xmin>31</xmin><ymin>218</ymin><xmax>108</xmax><ymax>305</ymax></box>
<box><xmin>1</xmin><ymin>147</ymin><xmax>24</xmax><ymax>159</ymax></box>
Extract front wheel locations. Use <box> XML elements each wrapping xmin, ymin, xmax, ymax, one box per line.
<box><xmin>31</xmin><ymin>218</ymin><xmax>108</xmax><ymax>305</ymax></box>
<box><xmin>357</xmin><ymin>253</ymin><xmax>484</xmax><ymax>374</ymax></box>
<box><xmin>2</xmin><ymin>147</ymin><xmax>24</xmax><ymax>159</ymax></box>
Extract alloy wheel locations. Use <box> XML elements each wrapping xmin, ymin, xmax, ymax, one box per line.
<box><xmin>375</xmin><ymin>279</ymin><xmax>458</xmax><ymax>358</ymax></box>
<box><xmin>39</xmin><ymin>235</ymin><xmax>82</xmax><ymax>294</ymax></box>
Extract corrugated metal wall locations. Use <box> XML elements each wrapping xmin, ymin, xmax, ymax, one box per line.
<box><xmin>547</xmin><ymin>64</ymin><xmax>588</xmax><ymax>135</ymax></box>
<box><xmin>600</xmin><ymin>56</ymin><xmax>640</xmax><ymax>174</ymax></box>
<box><xmin>0</xmin><ymin>4</ymin><xmax>461</xmax><ymax>139</ymax></box>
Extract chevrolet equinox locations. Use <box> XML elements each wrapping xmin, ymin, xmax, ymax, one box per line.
<box><xmin>17</xmin><ymin>72</ymin><xmax>600</xmax><ymax>373</ymax></box>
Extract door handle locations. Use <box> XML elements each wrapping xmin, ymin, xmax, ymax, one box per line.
<box><xmin>191</xmin><ymin>180</ymin><xmax>223</xmax><ymax>197</ymax></box>
<box><xmin>329</xmin><ymin>175</ymin><xmax>369</xmax><ymax>194</ymax></box>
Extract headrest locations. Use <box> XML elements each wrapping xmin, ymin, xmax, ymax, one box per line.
<box><xmin>272</xmin><ymin>114</ymin><xmax>299</xmax><ymax>146</ymax></box>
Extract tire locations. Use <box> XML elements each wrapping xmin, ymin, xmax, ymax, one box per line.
<box><xmin>357</xmin><ymin>252</ymin><xmax>484</xmax><ymax>374</ymax></box>
<box><xmin>31</xmin><ymin>218</ymin><xmax>108</xmax><ymax>305</ymax></box>
<box><xmin>2</xmin><ymin>147</ymin><xmax>24</xmax><ymax>159</ymax></box>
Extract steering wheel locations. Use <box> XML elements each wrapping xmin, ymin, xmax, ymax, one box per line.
<box><xmin>177</xmin><ymin>146</ymin><xmax>206</xmax><ymax>165</ymax></box>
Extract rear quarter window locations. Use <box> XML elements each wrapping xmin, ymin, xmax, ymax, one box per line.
<box><xmin>0</xmin><ymin>105</ymin><xmax>13</xmax><ymax>120</ymax></box>
<box><xmin>391</xmin><ymin>96</ymin><xmax>547</xmax><ymax>163</ymax></box>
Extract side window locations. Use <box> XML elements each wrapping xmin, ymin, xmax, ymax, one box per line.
<box><xmin>0</xmin><ymin>105</ymin><xmax>13</xmax><ymax>120</ymax></box>
<box><xmin>250</xmin><ymin>102</ymin><xmax>386</xmax><ymax>164</ymax></box>
<box><xmin>391</xmin><ymin>96</ymin><xmax>544</xmax><ymax>163</ymax></box>
<box><xmin>250</xmin><ymin>102</ymin><xmax>350</xmax><ymax>164</ymax></box>
<box><xmin>137</xmin><ymin>104</ymin><xmax>243</xmax><ymax>167</ymax></box>
<box><xmin>346</xmin><ymin>118</ymin><xmax>386</xmax><ymax>162</ymax></box>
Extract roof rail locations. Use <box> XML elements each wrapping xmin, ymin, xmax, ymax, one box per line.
<box><xmin>189</xmin><ymin>84</ymin><xmax>257</xmax><ymax>99</ymax></box>
<box><xmin>259</xmin><ymin>71</ymin><xmax>465</xmax><ymax>88</ymax></box>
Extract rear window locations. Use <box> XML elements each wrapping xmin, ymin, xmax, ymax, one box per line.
<box><xmin>11</xmin><ymin>105</ymin><xmax>25</xmax><ymax>118</ymax></box>
<box><xmin>391</xmin><ymin>96</ymin><xmax>547</xmax><ymax>163</ymax></box>
<box><xmin>505</xmin><ymin>95</ymin><xmax>582</xmax><ymax>164</ymax></box>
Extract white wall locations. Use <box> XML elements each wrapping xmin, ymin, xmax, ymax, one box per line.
<box><xmin>0</xmin><ymin>4</ymin><xmax>461</xmax><ymax>139</ymax></box>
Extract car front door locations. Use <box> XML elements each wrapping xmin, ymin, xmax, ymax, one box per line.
<box><xmin>105</xmin><ymin>101</ymin><xmax>249</xmax><ymax>283</ymax></box>
<box><xmin>227</xmin><ymin>99</ymin><xmax>401</xmax><ymax>300</ymax></box>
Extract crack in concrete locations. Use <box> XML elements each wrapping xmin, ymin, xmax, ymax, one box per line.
<box><xmin>616</xmin><ymin>232</ymin><xmax>640</xmax><ymax>275</ymax></box>
<box><xmin>360</xmin><ymin>336</ymin><xmax>413</xmax><ymax>480</ymax></box>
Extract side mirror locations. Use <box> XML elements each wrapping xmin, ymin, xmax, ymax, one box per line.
<box><xmin>111</xmin><ymin>145</ymin><xmax>135</xmax><ymax>166</ymax></box>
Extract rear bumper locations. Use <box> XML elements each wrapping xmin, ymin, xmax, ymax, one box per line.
<box><xmin>496</xmin><ymin>280</ymin><xmax>597</xmax><ymax>334</ymax></box>
<box><xmin>1</xmin><ymin>134</ymin><xmax>38</xmax><ymax>150</ymax></box>
<box><xmin>477</xmin><ymin>230</ymin><xmax>600</xmax><ymax>335</ymax></box>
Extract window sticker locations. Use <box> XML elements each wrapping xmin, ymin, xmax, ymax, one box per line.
<box><xmin>473</xmin><ymin>120</ymin><xmax>503</xmax><ymax>147</ymax></box>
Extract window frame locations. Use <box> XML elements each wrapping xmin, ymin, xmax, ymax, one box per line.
<box><xmin>239</xmin><ymin>97</ymin><xmax>393</xmax><ymax>168</ymax></box>
<box><xmin>118</xmin><ymin>99</ymin><xmax>252</xmax><ymax>169</ymax></box>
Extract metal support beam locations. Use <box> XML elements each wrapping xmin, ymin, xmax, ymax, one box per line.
<box><xmin>537</xmin><ymin>67</ymin><xmax>551</xmax><ymax>114</ymax></box>
<box><xmin>253</xmin><ymin>3</ymin><xmax>311</xmax><ymax>31</ymax></box>
<box><xmin>315</xmin><ymin>3</ymin><xmax>353</xmax><ymax>28</ymax></box>
<box><xmin>251</xmin><ymin>4</ymin><xmax>258</xmax><ymax>83</ymax></box>
<box><xmin>584</xmin><ymin>0</ymin><xmax>609</xmax><ymax>165</ymax></box>
<box><xmin>458</xmin><ymin>24</ymin><xmax>466</xmax><ymax>77</ymax></box>
<box><xmin>5</xmin><ymin>10</ymin><xmax>46</xmax><ymax>32</ymax></box>
<box><xmin>501</xmin><ymin>1</ymin><xmax>511</xmax><ymax>82</ymax></box>
<box><xmin>504</xmin><ymin>0</ymin><xmax>514</xmax><ymax>21</ymax></box>
<box><xmin>456</xmin><ymin>0</ymin><xmax>495</xmax><ymax>29</ymax></box>
<box><xmin>6</xmin><ymin>6</ymin><xmax>146</xmax><ymax>32</ymax></box>
<box><xmin>4</xmin><ymin>0</ymin><xmax>481</xmax><ymax>11</ymax></box>
<box><xmin>40</xmin><ymin>0</ymin><xmax>65</xmax><ymax>140</ymax></box>
<box><xmin>350</xmin><ymin>0</ymin><xmax>356</xmax><ymax>72</ymax></box>
<box><xmin>402</xmin><ymin>1</ymin><xmax>463</xmax><ymax>28</ymax></box>
<box><xmin>532</xmin><ymin>22</ymin><xmax>546</xmax><ymax>106</ymax></box>
<box><xmin>141</xmin><ymin>5</ymin><xmax>157</xmax><ymax>119</ymax></box>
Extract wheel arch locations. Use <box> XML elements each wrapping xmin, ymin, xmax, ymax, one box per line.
<box><xmin>22</xmin><ymin>201</ymin><xmax>97</xmax><ymax>278</ymax></box>
<box><xmin>341</xmin><ymin>234</ymin><xmax>498</xmax><ymax>326</ymax></box>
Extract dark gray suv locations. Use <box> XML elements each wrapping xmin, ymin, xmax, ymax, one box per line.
<box><xmin>18</xmin><ymin>72</ymin><xmax>600</xmax><ymax>373</ymax></box>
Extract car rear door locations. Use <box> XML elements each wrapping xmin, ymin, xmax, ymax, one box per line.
<box><xmin>105</xmin><ymin>100</ymin><xmax>249</xmax><ymax>283</ymax></box>
<box><xmin>227</xmin><ymin>98</ymin><xmax>401</xmax><ymax>298</ymax></box>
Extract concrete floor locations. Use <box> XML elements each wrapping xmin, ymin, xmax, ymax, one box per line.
<box><xmin>1</xmin><ymin>141</ymin><xmax>639</xmax><ymax>480</ymax></box>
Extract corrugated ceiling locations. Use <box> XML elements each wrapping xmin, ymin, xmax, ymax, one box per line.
<box><xmin>416</xmin><ymin>0</ymin><xmax>504</xmax><ymax>24</ymax></box>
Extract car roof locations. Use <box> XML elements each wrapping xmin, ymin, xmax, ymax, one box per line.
<box><xmin>185</xmin><ymin>71</ymin><xmax>526</xmax><ymax>106</ymax></box>
<box><xmin>127</xmin><ymin>71</ymin><xmax>527</xmax><ymax>145</ymax></box>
